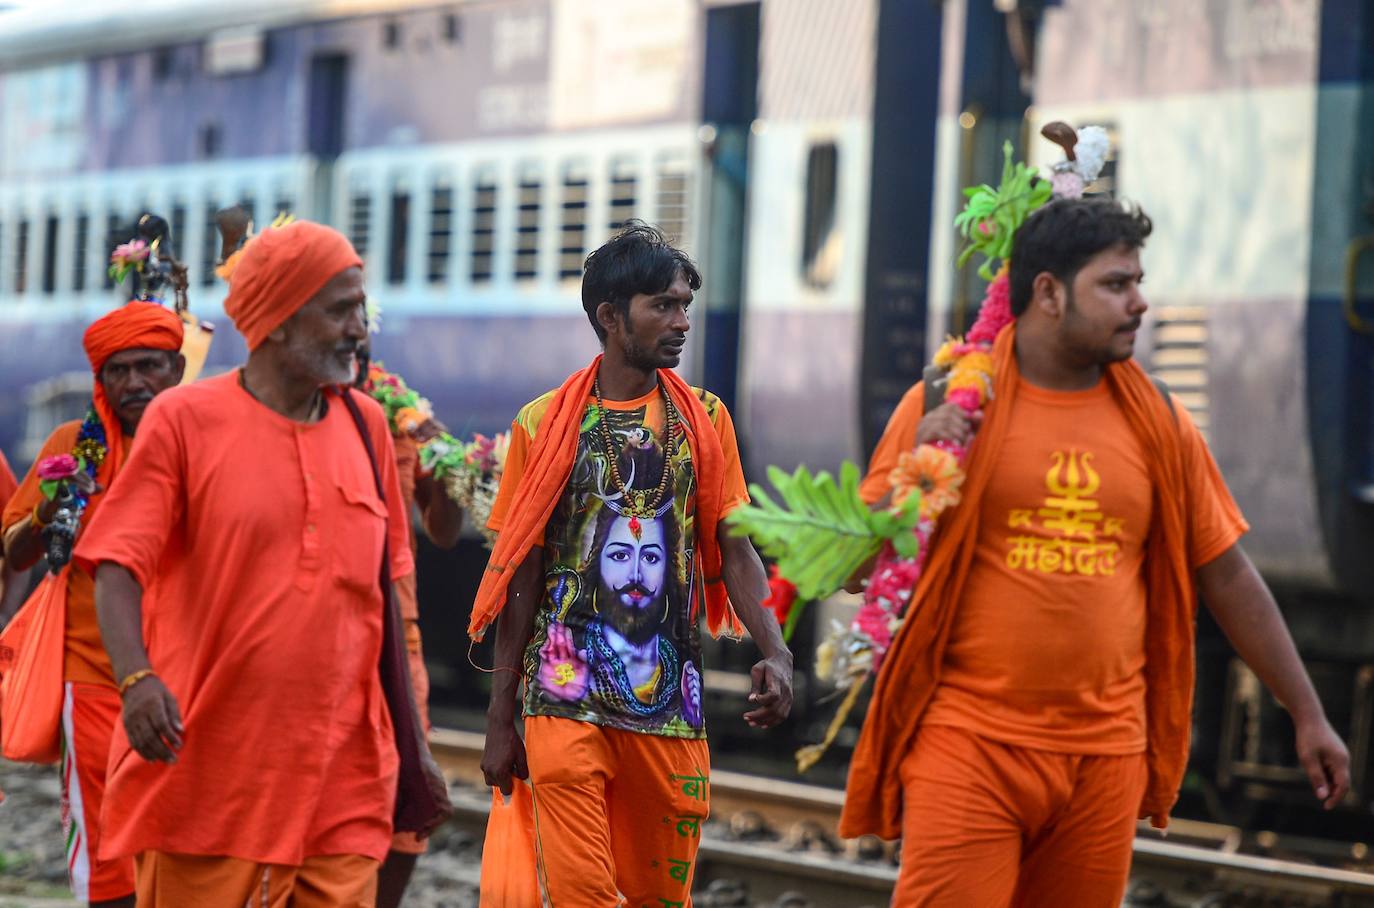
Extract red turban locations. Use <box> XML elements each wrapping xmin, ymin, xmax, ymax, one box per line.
<box><xmin>223</xmin><ymin>220</ymin><xmax>362</xmax><ymax>351</ymax></box>
<box><xmin>82</xmin><ymin>301</ymin><xmax>185</xmax><ymax>474</ymax></box>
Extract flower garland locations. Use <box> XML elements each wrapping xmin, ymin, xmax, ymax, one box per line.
<box><xmin>36</xmin><ymin>407</ymin><xmax>106</xmax><ymax>505</ymax></box>
<box><xmin>362</xmin><ymin>361</ymin><xmax>508</xmax><ymax>544</ymax></box>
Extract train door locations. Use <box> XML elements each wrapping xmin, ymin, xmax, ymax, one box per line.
<box><xmin>307</xmin><ymin>53</ymin><xmax>349</xmax><ymax>224</ymax></box>
<box><xmin>694</xmin><ymin>1</ymin><xmax>759</xmax><ymax>419</ymax></box>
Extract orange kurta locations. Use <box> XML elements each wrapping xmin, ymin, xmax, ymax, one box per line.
<box><xmin>3</xmin><ymin>422</ymin><xmax>116</xmax><ymax>686</ymax></box>
<box><xmin>73</xmin><ymin>371</ymin><xmax>413</xmax><ymax>865</ymax></box>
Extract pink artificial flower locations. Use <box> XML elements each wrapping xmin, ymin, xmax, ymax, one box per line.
<box><xmin>110</xmin><ymin>239</ymin><xmax>150</xmax><ymax>263</ymax></box>
<box><xmin>37</xmin><ymin>453</ymin><xmax>79</xmax><ymax>481</ymax></box>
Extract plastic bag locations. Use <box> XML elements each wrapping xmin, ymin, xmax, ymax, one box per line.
<box><xmin>0</xmin><ymin>573</ymin><xmax>67</xmax><ymax>763</ymax></box>
<box><xmin>479</xmin><ymin>782</ymin><xmax>543</xmax><ymax>907</ymax></box>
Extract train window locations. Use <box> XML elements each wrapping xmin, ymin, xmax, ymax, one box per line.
<box><xmin>200</xmin><ymin>201</ymin><xmax>218</xmax><ymax>287</ymax></box>
<box><xmin>559</xmin><ymin>165</ymin><xmax>589</xmax><ymax>280</ymax></box>
<box><xmin>199</xmin><ymin>123</ymin><xmax>221</xmax><ymax>160</ymax></box>
<box><xmin>427</xmin><ymin>181</ymin><xmax>453</xmax><ymax>285</ymax></box>
<box><xmin>73</xmin><ymin>213</ymin><xmax>89</xmax><ymax>292</ymax></box>
<box><xmin>443</xmin><ymin>13</ymin><xmax>462</xmax><ymax>44</ymax></box>
<box><xmin>42</xmin><ymin>215</ymin><xmax>58</xmax><ymax>294</ymax></box>
<box><xmin>514</xmin><ymin>168</ymin><xmax>541</xmax><ymax>281</ymax></box>
<box><xmin>153</xmin><ymin>47</ymin><xmax>175</xmax><ymax>81</ymax></box>
<box><xmin>470</xmin><ymin>173</ymin><xmax>497</xmax><ymax>284</ymax></box>
<box><xmin>348</xmin><ymin>190</ymin><xmax>371</xmax><ymax>261</ymax></box>
<box><xmin>608</xmin><ymin>161</ymin><xmax>636</xmax><ymax>235</ymax></box>
<box><xmin>102</xmin><ymin>213</ymin><xmax>123</xmax><ymax>290</ymax></box>
<box><xmin>655</xmin><ymin>157</ymin><xmax>690</xmax><ymax>245</ymax></box>
<box><xmin>388</xmin><ymin>188</ymin><xmax>410</xmax><ymax>285</ymax></box>
<box><xmin>14</xmin><ymin>218</ymin><xmax>29</xmax><ymax>295</ymax></box>
<box><xmin>801</xmin><ymin>142</ymin><xmax>840</xmax><ymax>289</ymax></box>
<box><xmin>170</xmin><ymin>204</ymin><xmax>186</xmax><ymax>259</ymax></box>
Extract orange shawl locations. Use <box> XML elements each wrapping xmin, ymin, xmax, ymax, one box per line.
<box><xmin>469</xmin><ymin>356</ymin><xmax>742</xmax><ymax>642</ymax></box>
<box><xmin>839</xmin><ymin>325</ymin><xmax>1195</xmax><ymax>839</ymax></box>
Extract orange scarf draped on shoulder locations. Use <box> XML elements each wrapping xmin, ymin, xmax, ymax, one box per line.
<box><xmin>469</xmin><ymin>355</ymin><xmax>742</xmax><ymax>643</ymax></box>
<box><xmin>839</xmin><ymin>325</ymin><xmax>1195</xmax><ymax>840</ymax></box>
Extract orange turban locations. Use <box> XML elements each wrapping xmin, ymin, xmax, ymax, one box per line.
<box><xmin>223</xmin><ymin>220</ymin><xmax>362</xmax><ymax>351</ymax></box>
<box><xmin>82</xmin><ymin>301</ymin><xmax>185</xmax><ymax>474</ymax></box>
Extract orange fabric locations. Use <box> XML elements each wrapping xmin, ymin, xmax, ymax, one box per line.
<box><xmin>0</xmin><ymin>449</ymin><xmax>16</xmax><ymax>508</ymax></box>
<box><xmin>479</xmin><ymin>783</ymin><xmax>541</xmax><ymax>907</ymax></box>
<box><xmin>516</xmin><ymin>715</ymin><xmax>709</xmax><ymax>906</ymax></box>
<box><xmin>842</xmin><ymin>325</ymin><xmax>1211</xmax><ymax>839</ymax></box>
<box><xmin>921</xmin><ymin>378</ymin><xmax>1246</xmax><ymax>754</ymax></box>
<box><xmin>72</xmin><ymin>372</ymin><xmax>413</xmax><ymax>865</ymax></box>
<box><xmin>60</xmin><ymin>681</ymin><xmax>136</xmax><ymax>901</ymax></box>
<box><xmin>473</xmin><ymin>356</ymin><xmax>741</xmax><ymax>641</ymax></box>
<box><xmin>3</xmin><ymin>423</ymin><xmax>113</xmax><ymax>685</ymax></box>
<box><xmin>859</xmin><ymin>380</ymin><xmax>927</xmax><ymax>505</ymax></box>
<box><xmin>82</xmin><ymin>301</ymin><xmax>184</xmax><ymax>475</ymax></box>
<box><xmin>893</xmin><ymin>725</ymin><xmax>1147</xmax><ymax>907</ymax></box>
<box><xmin>223</xmin><ymin>220</ymin><xmax>362</xmax><ymax>351</ymax></box>
<box><xmin>135</xmin><ymin>850</ymin><xmax>378</xmax><ymax>907</ymax></box>
<box><xmin>0</xmin><ymin>568</ymin><xmax>65</xmax><ymax>761</ymax></box>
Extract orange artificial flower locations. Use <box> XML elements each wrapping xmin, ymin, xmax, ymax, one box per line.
<box><xmin>889</xmin><ymin>445</ymin><xmax>964</xmax><ymax>519</ymax></box>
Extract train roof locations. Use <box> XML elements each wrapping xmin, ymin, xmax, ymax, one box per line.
<box><xmin>0</xmin><ymin>0</ymin><xmax>456</xmax><ymax>71</ymax></box>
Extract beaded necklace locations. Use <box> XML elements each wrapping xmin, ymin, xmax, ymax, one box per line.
<box><xmin>69</xmin><ymin>407</ymin><xmax>107</xmax><ymax>509</ymax></box>
<box><xmin>593</xmin><ymin>375</ymin><xmax>678</xmax><ymax>539</ymax></box>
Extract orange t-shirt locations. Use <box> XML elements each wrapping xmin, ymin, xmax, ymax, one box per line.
<box><xmin>73</xmin><ymin>372</ymin><xmax>414</xmax><ymax>865</ymax></box>
<box><xmin>2</xmin><ymin>422</ymin><xmax>115</xmax><ymax>686</ymax></box>
<box><xmin>902</xmin><ymin>379</ymin><xmax>1247</xmax><ymax>754</ymax></box>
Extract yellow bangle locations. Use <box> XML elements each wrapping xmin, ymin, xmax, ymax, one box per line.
<box><xmin>31</xmin><ymin>502</ymin><xmax>48</xmax><ymax>529</ymax></box>
<box><xmin>118</xmin><ymin>669</ymin><xmax>156</xmax><ymax>696</ymax></box>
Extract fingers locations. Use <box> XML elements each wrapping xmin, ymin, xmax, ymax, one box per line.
<box><xmin>1323</xmin><ymin>746</ymin><xmax>1352</xmax><ymax>809</ymax></box>
<box><xmin>749</xmin><ymin>662</ymin><xmax>766</xmax><ymax>699</ymax></box>
<box><xmin>1300</xmin><ymin>747</ymin><xmax>1332</xmax><ymax>806</ymax></box>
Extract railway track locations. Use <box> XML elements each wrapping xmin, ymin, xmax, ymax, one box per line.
<box><xmin>431</xmin><ymin>728</ymin><xmax>1374</xmax><ymax>906</ymax></box>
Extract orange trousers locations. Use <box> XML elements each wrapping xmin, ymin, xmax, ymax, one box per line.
<box><xmin>894</xmin><ymin>725</ymin><xmax>1147</xmax><ymax>908</ymax></box>
<box><xmin>61</xmin><ymin>681</ymin><xmax>136</xmax><ymax>902</ymax></box>
<box><xmin>135</xmin><ymin>850</ymin><xmax>378</xmax><ymax>907</ymax></box>
<box><xmin>522</xmin><ymin>715</ymin><xmax>710</xmax><ymax>907</ymax></box>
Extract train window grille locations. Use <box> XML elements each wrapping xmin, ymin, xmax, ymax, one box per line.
<box><xmin>608</xmin><ymin>163</ymin><xmax>637</xmax><ymax>236</ymax></box>
<box><xmin>42</xmin><ymin>215</ymin><xmax>59</xmax><ymax>295</ymax></box>
<box><xmin>273</xmin><ymin>196</ymin><xmax>293</xmax><ymax>222</ymax></box>
<box><xmin>170</xmin><ymin>204</ymin><xmax>186</xmax><ymax>261</ymax></box>
<box><xmin>14</xmin><ymin>218</ymin><xmax>29</xmax><ymax>295</ymax></box>
<box><xmin>801</xmin><ymin>142</ymin><xmax>840</xmax><ymax>289</ymax></box>
<box><xmin>655</xmin><ymin>157</ymin><xmax>690</xmax><ymax>247</ymax></box>
<box><xmin>1150</xmin><ymin>306</ymin><xmax>1210</xmax><ymax>436</ymax></box>
<box><xmin>200</xmin><ymin>202</ymin><xmax>218</xmax><ymax>287</ymax></box>
<box><xmin>72</xmin><ymin>213</ymin><xmax>89</xmax><ymax>293</ymax></box>
<box><xmin>559</xmin><ymin>167</ymin><xmax>589</xmax><ymax>280</ymax></box>
<box><xmin>470</xmin><ymin>175</ymin><xmax>497</xmax><ymax>284</ymax></box>
<box><xmin>349</xmin><ymin>191</ymin><xmax>372</xmax><ymax>261</ymax></box>
<box><xmin>514</xmin><ymin>170</ymin><xmax>541</xmax><ymax>281</ymax></box>
<box><xmin>383</xmin><ymin>20</ymin><xmax>401</xmax><ymax>51</ymax></box>
<box><xmin>388</xmin><ymin>189</ymin><xmax>410</xmax><ymax>286</ymax></box>
<box><xmin>238</xmin><ymin>195</ymin><xmax>257</xmax><ymax>233</ymax></box>
<box><xmin>443</xmin><ymin>13</ymin><xmax>462</xmax><ymax>44</ymax></box>
<box><xmin>427</xmin><ymin>182</ymin><xmax>453</xmax><ymax>285</ymax></box>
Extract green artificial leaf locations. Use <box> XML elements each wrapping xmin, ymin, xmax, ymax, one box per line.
<box><xmin>38</xmin><ymin>479</ymin><xmax>58</xmax><ymax>500</ymax></box>
<box><xmin>725</xmin><ymin>462</ymin><xmax>883</xmax><ymax>602</ymax></box>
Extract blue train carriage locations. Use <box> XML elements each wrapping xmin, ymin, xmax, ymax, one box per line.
<box><xmin>0</xmin><ymin>0</ymin><xmax>932</xmax><ymax>760</ymax></box>
<box><xmin>949</xmin><ymin>0</ymin><xmax>1374</xmax><ymax>822</ymax></box>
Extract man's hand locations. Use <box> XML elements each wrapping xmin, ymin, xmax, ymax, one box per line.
<box><xmin>914</xmin><ymin>402</ymin><xmax>981</xmax><ymax>448</ymax></box>
<box><xmin>122</xmin><ymin>674</ymin><xmax>183</xmax><ymax>763</ymax></box>
<box><xmin>416</xmin><ymin>748</ymin><xmax>454</xmax><ymax>838</ymax></box>
<box><xmin>744</xmin><ymin>651</ymin><xmax>793</xmax><ymax>728</ymax></box>
<box><xmin>481</xmin><ymin>717</ymin><xmax>529</xmax><ymax>797</ymax></box>
<box><xmin>35</xmin><ymin>474</ymin><xmax>104</xmax><ymax>525</ymax></box>
<box><xmin>1296</xmin><ymin>714</ymin><xmax>1351</xmax><ymax>809</ymax></box>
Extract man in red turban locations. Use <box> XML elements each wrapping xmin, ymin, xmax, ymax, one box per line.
<box><xmin>1</xmin><ymin>300</ymin><xmax>184</xmax><ymax>908</ymax></box>
<box><xmin>75</xmin><ymin>220</ymin><xmax>450</xmax><ymax>906</ymax></box>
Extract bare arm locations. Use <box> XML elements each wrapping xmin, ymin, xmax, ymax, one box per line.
<box><xmin>1197</xmin><ymin>544</ymin><xmax>1350</xmax><ymax>808</ymax></box>
<box><xmin>387</xmin><ymin>577</ymin><xmax>454</xmax><ymax>836</ymax></box>
<box><xmin>480</xmin><ymin>546</ymin><xmax>543</xmax><ymax>796</ymax></box>
<box><xmin>413</xmin><ymin>475</ymin><xmax>464</xmax><ymax>550</ymax></box>
<box><xmin>718</xmin><ymin>531</ymin><xmax>793</xmax><ymax>727</ymax></box>
<box><xmin>94</xmin><ymin>561</ymin><xmax>183</xmax><ymax>763</ymax></box>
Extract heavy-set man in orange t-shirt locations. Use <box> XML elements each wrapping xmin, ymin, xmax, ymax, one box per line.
<box><xmin>475</xmin><ymin>222</ymin><xmax>794</xmax><ymax>905</ymax></box>
<box><xmin>73</xmin><ymin>221</ymin><xmax>451</xmax><ymax>907</ymax></box>
<box><xmin>1</xmin><ymin>301</ymin><xmax>184</xmax><ymax>908</ymax></box>
<box><xmin>848</xmin><ymin>198</ymin><xmax>1350</xmax><ymax>907</ymax></box>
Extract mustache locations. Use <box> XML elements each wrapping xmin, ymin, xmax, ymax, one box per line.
<box><xmin>1118</xmin><ymin>318</ymin><xmax>1142</xmax><ymax>333</ymax></box>
<box><xmin>336</xmin><ymin>340</ymin><xmax>361</xmax><ymax>355</ymax></box>
<box><xmin>118</xmin><ymin>392</ymin><xmax>154</xmax><ymax>408</ymax></box>
<box><xmin>615</xmin><ymin>582</ymin><xmax>654</xmax><ymax>600</ymax></box>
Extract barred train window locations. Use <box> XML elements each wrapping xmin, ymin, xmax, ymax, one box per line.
<box><xmin>200</xmin><ymin>202</ymin><xmax>218</xmax><ymax>287</ymax></box>
<box><xmin>349</xmin><ymin>190</ymin><xmax>371</xmax><ymax>260</ymax></box>
<box><xmin>655</xmin><ymin>156</ymin><xmax>689</xmax><ymax>246</ymax></box>
<box><xmin>42</xmin><ymin>215</ymin><xmax>58</xmax><ymax>294</ymax></box>
<box><xmin>801</xmin><ymin>142</ymin><xmax>839</xmax><ymax>289</ymax></box>
<box><xmin>559</xmin><ymin>165</ymin><xmax>588</xmax><ymax>280</ymax></box>
<box><xmin>388</xmin><ymin>188</ymin><xmax>410</xmax><ymax>286</ymax></box>
<box><xmin>15</xmin><ymin>218</ymin><xmax>29</xmax><ymax>295</ymax></box>
<box><xmin>170</xmin><ymin>204</ymin><xmax>186</xmax><ymax>260</ymax></box>
<box><xmin>514</xmin><ymin>169</ymin><xmax>541</xmax><ymax>281</ymax></box>
<box><xmin>73</xmin><ymin>213</ymin><xmax>89</xmax><ymax>293</ymax></box>
<box><xmin>608</xmin><ymin>161</ymin><xmax>636</xmax><ymax>236</ymax></box>
<box><xmin>427</xmin><ymin>181</ymin><xmax>453</xmax><ymax>285</ymax></box>
<box><xmin>470</xmin><ymin>173</ymin><xmax>497</xmax><ymax>284</ymax></box>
